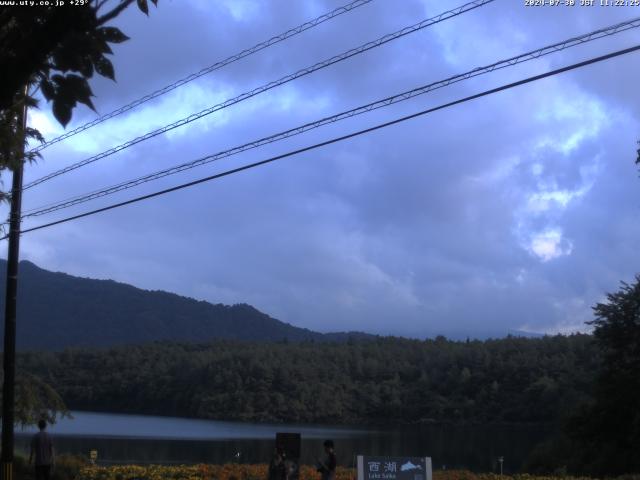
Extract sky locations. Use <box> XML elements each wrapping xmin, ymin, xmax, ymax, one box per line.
<box><xmin>5</xmin><ymin>0</ymin><xmax>640</xmax><ymax>338</ymax></box>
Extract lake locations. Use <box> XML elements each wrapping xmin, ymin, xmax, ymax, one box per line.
<box><xmin>15</xmin><ymin>411</ymin><xmax>553</xmax><ymax>472</ymax></box>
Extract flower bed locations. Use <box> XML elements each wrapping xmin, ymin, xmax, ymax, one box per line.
<box><xmin>76</xmin><ymin>465</ymin><xmax>632</xmax><ymax>480</ymax></box>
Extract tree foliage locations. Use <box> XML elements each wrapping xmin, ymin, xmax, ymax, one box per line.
<box><xmin>0</xmin><ymin>370</ymin><xmax>69</xmax><ymax>427</ymax></box>
<box><xmin>0</xmin><ymin>0</ymin><xmax>158</xmax><ymax>127</ymax></box>
<box><xmin>19</xmin><ymin>334</ymin><xmax>597</xmax><ymax>426</ymax></box>
<box><xmin>0</xmin><ymin>0</ymin><xmax>157</xmax><ymax>423</ymax></box>
<box><xmin>0</xmin><ymin>93</ymin><xmax>44</xmax><ymax>201</ymax></box>
<box><xmin>564</xmin><ymin>276</ymin><xmax>640</xmax><ymax>476</ymax></box>
<box><xmin>0</xmin><ymin>0</ymin><xmax>159</xmax><ymax>189</ymax></box>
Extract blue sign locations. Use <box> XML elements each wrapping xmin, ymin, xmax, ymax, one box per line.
<box><xmin>357</xmin><ymin>456</ymin><xmax>432</xmax><ymax>480</ymax></box>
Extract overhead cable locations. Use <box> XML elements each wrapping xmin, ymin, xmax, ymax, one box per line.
<box><xmin>21</xmin><ymin>16</ymin><xmax>640</xmax><ymax>218</ymax></box>
<box><xmin>10</xmin><ymin>43</ymin><xmax>640</xmax><ymax>239</ymax></box>
<box><xmin>28</xmin><ymin>0</ymin><xmax>375</xmax><ymax>154</ymax></box>
<box><xmin>22</xmin><ymin>0</ymin><xmax>495</xmax><ymax>191</ymax></box>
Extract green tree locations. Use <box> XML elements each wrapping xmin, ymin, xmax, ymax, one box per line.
<box><xmin>0</xmin><ymin>0</ymin><xmax>158</xmax><ymax>423</ymax></box>
<box><xmin>0</xmin><ymin>93</ymin><xmax>43</xmax><ymax>200</ymax></box>
<box><xmin>567</xmin><ymin>276</ymin><xmax>640</xmax><ymax>475</ymax></box>
<box><xmin>0</xmin><ymin>0</ymin><xmax>158</xmax><ymax>125</ymax></box>
<box><xmin>0</xmin><ymin>0</ymin><xmax>159</xmax><ymax>187</ymax></box>
<box><xmin>0</xmin><ymin>371</ymin><xmax>68</xmax><ymax>427</ymax></box>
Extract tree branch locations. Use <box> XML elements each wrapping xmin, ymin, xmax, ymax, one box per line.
<box><xmin>96</xmin><ymin>0</ymin><xmax>136</xmax><ymax>26</ymax></box>
<box><xmin>94</xmin><ymin>0</ymin><xmax>110</xmax><ymax>11</ymax></box>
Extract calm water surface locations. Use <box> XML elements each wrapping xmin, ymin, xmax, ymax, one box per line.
<box><xmin>16</xmin><ymin>411</ymin><xmax>553</xmax><ymax>472</ymax></box>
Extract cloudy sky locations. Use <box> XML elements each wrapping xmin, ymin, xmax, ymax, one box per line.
<box><xmin>6</xmin><ymin>0</ymin><xmax>640</xmax><ymax>338</ymax></box>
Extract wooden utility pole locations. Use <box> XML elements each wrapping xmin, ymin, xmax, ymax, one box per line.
<box><xmin>1</xmin><ymin>86</ymin><xmax>28</xmax><ymax>480</ymax></box>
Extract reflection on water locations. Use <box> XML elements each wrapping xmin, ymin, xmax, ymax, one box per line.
<box><xmin>15</xmin><ymin>412</ymin><xmax>553</xmax><ymax>473</ymax></box>
<box><xmin>16</xmin><ymin>412</ymin><xmax>363</xmax><ymax>441</ymax></box>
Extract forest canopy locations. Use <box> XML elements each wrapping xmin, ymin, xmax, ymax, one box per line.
<box><xmin>18</xmin><ymin>334</ymin><xmax>597</xmax><ymax>426</ymax></box>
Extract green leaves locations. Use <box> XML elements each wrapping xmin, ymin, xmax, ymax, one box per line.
<box><xmin>137</xmin><ymin>0</ymin><xmax>149</xmax><ymax>15</ymax></box>
<box><xmin>40</xmin><ymin>79</ymin><xmax>55</xmax><ymax>101</ymax></box>
<box><xmin>25</xmin><ymin>126</ymin><xmax>45</xmax><ymax>145</ymax></box>
<box><xmin>11</xmin><ymin>372</ymin><xmax>69</xmax><ymax>428</ymax></box>
<box><xmin>47</xmin><ymin>74</ymin><xmax>96</xmax><ymax>126</ymax></box>
<box><xmin>0</xmin><ymin>0</ymin><xmax>158</xmax><ymax>139</ymax></box>
<box><xmin>92</xmin><ymin>36</ymin><xmax>114</xmax><ymax>56</ymax></box>
<box><xmin>34</xmin><ymin>12</ymin><xmax>139</xmax><ymax>125</ymax></box>
<box><xmin>99</xmin><ymin>26</ymin><xmax>130</xmax><ymax>44</ymax></box>
<box><xmin>137</xmin><ymin>0</ymin><xmax>158</xmax><ymax>14</ymax></box>
<box><xmin>0</xmin><ymin>90</ymin><xmax>44</xmax><ymax>173</ymax></box>
<box><xmin>566</xmin><ymin>276</ymin><xmax>640</xmax><ymax>475</ymax></box>
<box><xmin>94</xmin><ymin>56</ymin><xmax>115</xmax><ymax>81</ymax></box>
<box><xmin>52</xmin><ymin>99</ymin><xmax>73</xmax><ymax>127</ymax></box>
<box><xmin>64</xmin><ymin>74</ymin><xmax>96</xmax><ymax>110</ymax></box>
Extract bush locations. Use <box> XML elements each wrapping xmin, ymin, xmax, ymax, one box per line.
<box><xmin>10</xmin><ymin>453</ymin><xmax>87</xmax><ymax>480</ymax></box>
<box><xmin>13</xmin><ymin>455</ymin><xmax>33</xmax><ymax>480</ymax></box>
<box><xmin>53</xmin><ymin>454</ymin><xmax>89</xmax><ymax>480</ymax></box>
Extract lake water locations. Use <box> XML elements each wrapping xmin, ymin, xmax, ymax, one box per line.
<box><xmin>15</xmin><ymin>411</ymin><xmax>553</xmax><ymax>472</ymax></box>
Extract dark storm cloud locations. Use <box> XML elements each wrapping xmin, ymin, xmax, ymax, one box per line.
<box><xmin>11</xmin><ymin>0</ymin><xmax>640</xmax><ymax>338</ymax></box>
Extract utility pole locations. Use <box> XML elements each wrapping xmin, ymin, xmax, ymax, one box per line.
<box><xmin>1</xmin><ymin>86</ymin><xmax>28</xmax><ymax>480</ymax></box>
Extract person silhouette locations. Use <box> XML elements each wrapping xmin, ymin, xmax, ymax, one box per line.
<box><xmin>316</xmin><ymin>440</ymin><xmax>336</xmax><ymax>480</ymax></box>
<box><xmin>29</xmin><ymin>419</ymin><xmax>55</xmax><ymax>480</ymax></box>
<box><xmin>269</xmin><ymin>445</ymin><xmax>287</xmax><ymax>480</ymax></box>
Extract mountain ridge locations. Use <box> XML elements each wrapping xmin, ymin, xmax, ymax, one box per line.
<box><xmin>0</xmin><ymin>259</ymin><xmax>374</xmax><ymax>351</ymax></box>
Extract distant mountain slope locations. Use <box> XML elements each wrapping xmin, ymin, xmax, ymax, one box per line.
<box><xmin>0</xmin><ymin>260</ymin><xmax>372</xmax><ymax>351</ymax></box>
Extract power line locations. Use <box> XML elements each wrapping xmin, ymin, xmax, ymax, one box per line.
<box><xmin>11</xmin><ymin>43</ymin><xmax>640</xmax><ymax>240</ymax></box>
<box><xmin>21</xmin><ymin>16</ymin><xmax>640</xmax><ymax>219</ymax></box>
<box><xmin>22</xmin><ymin>0</ymin><xmax>495</xmax><ymax>191</ymax></box>
<box><xmin>28</xmin><ymin>0</ymin><xmax>375</xmax><ymax>154</ymax></box>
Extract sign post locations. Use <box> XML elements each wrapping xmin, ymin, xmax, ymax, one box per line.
<box><xmin>357</xmin><ymin>456</ymin><xmax>432</xmax><ymax>480</ymax></box>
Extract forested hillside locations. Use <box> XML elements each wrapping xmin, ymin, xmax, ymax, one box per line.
<box><xmin>0</xmin><ymin>260</ymin><xmax>371</xmax><ymax>350</ymax></box>
<box><xmin>18</xmin><ymin>334</ymin><xmax>597</xmax><ymax>425</ymax></box>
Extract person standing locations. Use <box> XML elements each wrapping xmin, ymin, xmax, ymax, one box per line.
<box><xmin>316</xmin><ymin>440</ymin><xmax>336</xmax><ymax>480</ymax></box>
<box><xmin>29</xmin><ymin>419</ymin><xmax>55</xmax><ymax>480</ymax></box>
<box><xmin>268</xmin><ymin>445</ymin><xmax>287</xmax><ymax>480</ymax></box>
